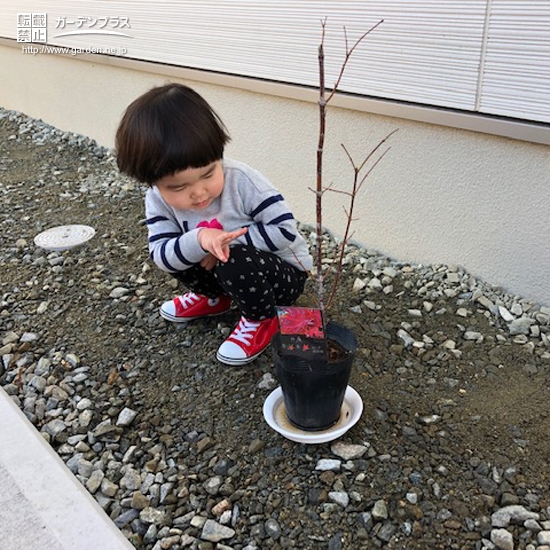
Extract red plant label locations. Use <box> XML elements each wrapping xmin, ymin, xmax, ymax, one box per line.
<box><xmin>276</xmin><ymin>306</ymin><xmax>328</xmax><ymax>360</ymax></box>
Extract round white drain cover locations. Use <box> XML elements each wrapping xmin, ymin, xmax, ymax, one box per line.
<box><xmin>34</xmin><ymin>224</ymin><xmax>96</xmax><ymax>251</ymax></box>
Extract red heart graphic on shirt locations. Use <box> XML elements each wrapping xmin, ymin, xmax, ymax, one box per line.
<box><xmin>197</xmin><ymin>219</ymin><xmax>223</xmax><ymax>230</ymax></box>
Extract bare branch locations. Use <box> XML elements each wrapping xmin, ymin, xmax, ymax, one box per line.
<box><xmin>357</xmin><ymin>146</ymin><xmax>392</xmax><ymax>190</ymax></box>
<box><xmin>357</xmin><ymin>128</ymin><xmax>399</xmax><ymax>174</ymax></box>
<box><xmin>321</xmin><ymin>17</ymin><xmax>328</xmax><ymax>43</ymax></box>
<box><xmin>314</xmin><ymin>17</ymin><xmax>394</xmax><ymax>315</ymax></box>
<box><xmin>325</xmin><ymin>188</ymin><xmax>354</xmax><ymax>198</ymax></box>
<box><xmin>326</xmin><ymin>19</ymin><xmax>384</xmax><ymax>104</ymax></box>
<box><xmin>341</xmin><ymin>143</ymin><xmax>358</xmax><ymax>170</ymax></box>
<box><xmin>325</xmin><ymin>136</ymin><xmax>395</xmax><ymax>310</ymax></box>
<box><xmin>344</xmin><ymin>26</ymin><xmax>349</xmax><ymax>53</ymax></box>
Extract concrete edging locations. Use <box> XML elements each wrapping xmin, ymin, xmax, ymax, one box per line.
<box><xmin>0</xmin><ymin>386</ymin><xmax>133</xmax><ymax>550</ymax></box>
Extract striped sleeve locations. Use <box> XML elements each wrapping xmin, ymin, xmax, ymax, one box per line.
<box><xmin>145</xmin><ymin>190</ymin><xmax>206</xmax><ymax>273</ymax></box>
<box><xmin>242</xmin><ymin>189</ymin><xmax>301</xmax><ymax>253</ymax></box>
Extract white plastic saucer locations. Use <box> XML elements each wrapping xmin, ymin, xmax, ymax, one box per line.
<box><xmin>34</xmin><ymin>224</ymin><xmax>96</xmax><ymax>251</ymax></box>
<box><xmin>263</xmin><ymin>386</ymin><xmax>363</xmax><ymax>444</ymax></box>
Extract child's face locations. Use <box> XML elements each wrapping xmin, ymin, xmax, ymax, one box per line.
<box><xmin>155</xmin><ymin>161</ymin><xmax>224</xmax><ymax>211</ymax></box>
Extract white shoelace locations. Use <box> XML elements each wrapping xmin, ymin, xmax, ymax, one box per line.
<box><xmin>230</xmin><ymin>318</ymin><xmax>261</xmax><ymax>347</ymax></box>
<box><xmin>178</xmin><ymin>293</ymin><xmax>200</xmax><ymax>308</ymax></box>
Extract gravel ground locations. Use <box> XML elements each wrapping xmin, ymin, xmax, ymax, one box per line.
<box><xmin>2</xmin><ymin>107</ymin><xmax>550</xmax><ymax>550</ymax></box>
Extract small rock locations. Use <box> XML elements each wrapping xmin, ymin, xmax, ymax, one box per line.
<box><xmin>120</xmin><ymin>469</ymin><xmax>141</xmax><ymax>491</ymax></box>
<box><xmin>447</xmin><ymin>272</ymin><xmax>461</xmax><ymax>284</ymax></box>
<box><xmin>328</xmin><ymin>491</ymin><xmax>349</xmax><ymax>508</ymax></box>
<box><xmin>491</xmin><ymin>505</ymin><xmax>540</xmax><ymax>527</ymax></box>
<box><xmin>86</xmin><ymin>470</ymin><xmax>104</xmax><ymax>494</ymax></box>
<box><xmin>418</xmin><ymin>414</ymin><xmax>441</xmax><ymax>425</ymax></box>
<box><xmin>204</xmin><ymin>476</ymin><xmax>223</xmax><ymax>496</ymax></box>
<box><xmin>315</xmin><ymin>459</ymin><xmax>341</xmax><ymax>472</ymax></box>
<box><xmin>79</xmin><ymin>409</ymin><xmax>94</xmax><ymax>428</ymax></box>
<box><xmin>491</xmin><ymin>528</ymin><xmax>514</xmax><ymax>550</ymax></box>
<box><xmin>330</xmin><ymin>442</ymin><xmax>368</xmax><ymax>460</ymax></box>
<box><xmin>65</xmin><ymin>353</ymin><xmax>80</xmax><ymax>368</ymax></box>
<box><xmin>367</xmin><ymin>277</ymin><xmax>382</xmax><ymax>290</ymax></box>
<box><xmin>76</xmin><ymin>398</ymin><xmax>93</xmax><ymax>411</ymax></box>
<box><xmin>197</xmin><ymin>437</ymin><xmax>215</xmax><ymax>452</ymax></box>
<box><xmin>116</xmin><ymin>407</ymin><xmax>137</xmax><ymax>426</ymax></box>
<box><xmin>508</xmin><ymin>317</ymin><xmax>534</xmax><ymax>335</ymax></box>
<box><xmin>353</xmin><ymin>278</ymin><xmax>366</xmax><ymax>291</ymax></box>
<box><xmin>498</xmin><ymin>306</ymin><xmax>515</xmax><ymax>322</ymax></box>
<box><xmin>131</xmin><ymin>491</ymin><xmax>150</xmax><ymax>510</ymax></box>
<box><xmin>265</xmin><ymin>518</ymin><xmax>282</xmax><ymax>539</ymax></box>
<box><xmin>140</xmin><ymin>507</ymin><xmax>167</xmax><ymax>525</ymax></box>
<box><xmin>100</xmin><ymin>478</ymin><xmax>118</xmax><ymax>497</ymax></box>
<box><xmin>201</xmin><ymin>519</ymin><xmax>235</xmax><ymax>542</ymax></box>
<box><xmin>109</xmin><ymin>287</ymin><xmax>130</xmax><ymax>298</ymax></box>
<box><xmin>249</xmin><ymin>439</ymin><xmax>265</xmax><ymax>453</ymax></box>
<box><xmin>212</xmin><ymin>499</ymin><xmax>231</xmax><ymax>516</ymax></box>
<box><xmin>114</xmin><ymin>509</ymin><xmax>140</xmax><ymax>529</ymax></box>
<box><xmin>524</xmin><ymin>519</ymin><xmax>542</xmax><ymax>532</ymax></box>
<box><xmin>190</xmin><ymin>515</ymin><xmax>207</xmax><ymax>528</ymax></box>
<box><xmin>93</xmin><ymin>420</ymin><xmax>118</xmax><ymax>437</ymax></box>
<box><xmin>477</xmin><ymin>295</ymin><xmax>494</xmax><ymax>309</ymax></box>
<box><xmin>257</xmin><ymin>373</ymin><xmax>276</xmax><ymax>390</ymax></box>
<box><xmin>397</xmin><ymin>329</ymin><xmax>415</xmax><ymax>348</ymax></box>
<box><xmin>159</xmin><ymin>535</ymin><xmax>180</xmax><ymax>549</ymax></box>
<box><xmin>328</xmin><ymin>533</ymin><xmax>344</xmax><ymax>550</ymax></box>
<box><xmin>372</xmin><ymin>499</ymin><xmax>388</xmax><ymax>521</ymax></box>
<box><xmin>42</xmin><ymin>419</ymin><xmax>67</xmax><ymax>438</ymax></box>
<box><xmin>500</xmin><ymin>493</ymin><xmax>519</xmax><ymax>506</ymax></box>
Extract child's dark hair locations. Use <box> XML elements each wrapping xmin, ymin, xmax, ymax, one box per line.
<box><xmin>116</xmin><ymin>83</ymin><xmax>230</xmax><ymax>185</ymax></box>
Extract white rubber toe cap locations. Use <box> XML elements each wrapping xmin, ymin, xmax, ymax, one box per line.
<box><xmin>217</xmin><ymin>341</ymin><xmax>251</xmax><ymax>365</ymax></box>
<box><xmin>159</xmin><ymin>300</ymin><xmax>181</xmax><ymax>322</ymax></box>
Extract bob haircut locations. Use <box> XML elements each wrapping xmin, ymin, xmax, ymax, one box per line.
<box><xmin>115</xmin><ymin>83</ymin><xmax>230</xmax><ymax>185</ymax></box>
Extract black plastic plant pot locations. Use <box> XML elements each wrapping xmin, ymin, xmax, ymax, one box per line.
<box><xmin>272</xmin><ymin>322</ymin><xmax>358</xmax><ymax>432</ymax></box>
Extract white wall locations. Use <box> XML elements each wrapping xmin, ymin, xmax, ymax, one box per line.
<box><xmin>1</xmin><ymin>44</ymin><xmax>549</xmax><ymax>306</ymax></box>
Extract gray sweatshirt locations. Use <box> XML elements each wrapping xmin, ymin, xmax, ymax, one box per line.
<box><xmin>145</xmin><ymin>158</ymin><xmax>313</xmax><ymax>273</ymax></box>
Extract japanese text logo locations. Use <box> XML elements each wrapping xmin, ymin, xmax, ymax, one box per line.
<box><xmin>17</xmin><ymin>13</ymin><xmax>47</xmax><ymax>43</ymax></box>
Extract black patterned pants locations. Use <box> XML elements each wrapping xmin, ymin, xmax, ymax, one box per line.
<box><xmin>172</xmin><ymin>245</ymin><xmax>308</xmax><ymax>321</ymax></box>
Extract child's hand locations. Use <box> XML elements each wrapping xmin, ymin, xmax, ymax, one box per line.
<box><xmin>198</xmin><ymin>227</ymin><xmax>248</xmax><ymax>263</ymax></box>
<box><xmin>200</xmin><ymin>253</ymin><xmax>218</xmax><ymax>271</ymax></box>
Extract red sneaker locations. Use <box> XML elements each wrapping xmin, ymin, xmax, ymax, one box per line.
<box><xmin>216</xmin><ymin>316</ymin><xmax>278</xmax><ymax>365</ymax></box>
<box><xmin>159</xmin><ymin>292</ymin><xmax>231</xmax><ymax>322</ymax></box>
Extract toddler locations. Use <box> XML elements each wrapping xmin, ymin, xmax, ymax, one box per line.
<box><xmin>116</xmin><ymin>83</ymin><xmax>312</xmax><ymax>365</ymax></box>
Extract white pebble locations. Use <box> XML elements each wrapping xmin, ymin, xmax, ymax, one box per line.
<box><xmin>491</xmin><ymin>528</ymin><xmax>513</xmax><ymax>550</ymax></box>
<box><xmin>315</xmin><ymin>459</ymin><xmax>341</xmax><ymax>472</ymax></box>
<box><xmin>116</xmin><ymin>407</ymin><xmax>138</xmax><ymax>426</ymax></box>
<box><xmin>498</xmin><ymin>306</ymin><xmax>515</xmax><ymax>322</ymax></box>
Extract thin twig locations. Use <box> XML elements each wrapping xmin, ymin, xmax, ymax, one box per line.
<box><xmin>356</xmin><ymin>128</ymin><xmax>399</xmax><ymax>174</ymax></box>
<box><xmin>325</xmin><ymin>130</ymin><xmax>398</xmax><ymax>310</ymax></box>
<box><xmin>325</xmin><ymin>20</ymin><xmax>384</xmax><ymax>104</ymax></box>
